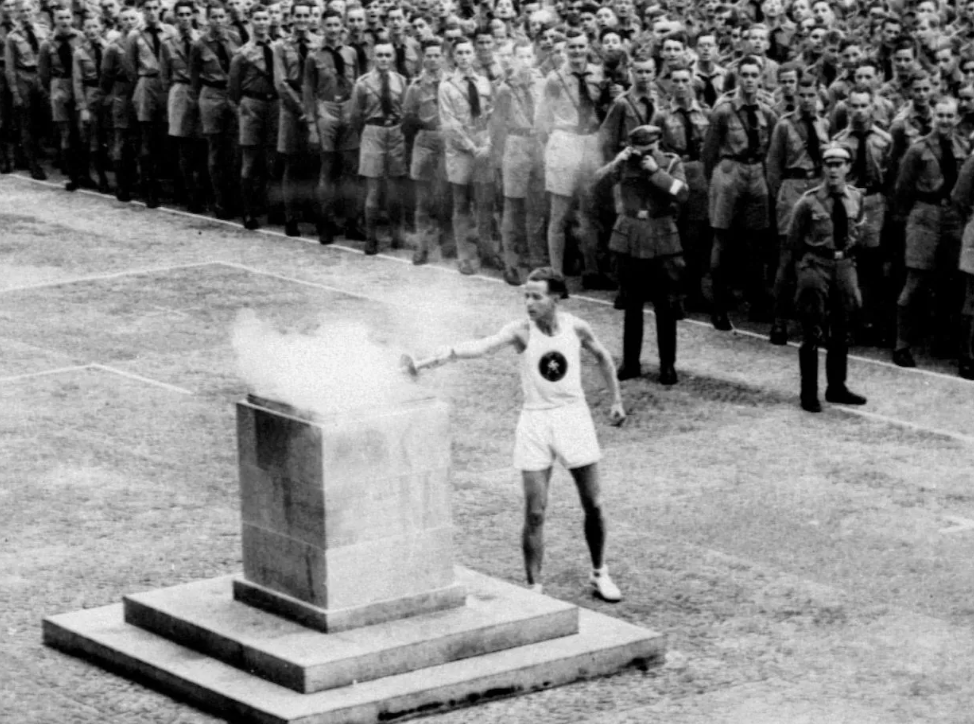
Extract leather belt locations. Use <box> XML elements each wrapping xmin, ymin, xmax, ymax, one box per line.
<box><xmin>242</xmin><ymin>90</ymin><xmax>277</xmax><ymax>101</ymax></box>
<box><xmin>783</xmin><ymin>168</ymin><xmax>819</xmax><ymax>180</ymax></box>
<box><xmin>722</xmin><ymin>154</ymin><xmax>763</xmax><ymax>164</ymax></box>
<box><xmin>624</xmin><ymin>208</ymin><xmax>673</xmax><ymax>220</ymax></box>
<box><xmin>171</xmin><ymin>79</ymin><xmax>190</xmax><ymax>84</ymax></box>
<box><xmin>916</xmin><ymin>192</ymin><xmax>951</xmax><ymax>207</ymax></box>
<box><xmin>365</xmin><ymin>117</ymin><xmax>401</xmax><ymax>127</ymax></box>
<box><xmin>806</xmin><ymin>246</ymin><xmax>849</xmax><ymax>260</ymax></box>
<box><xmin>200</xmin><ymin>78</ymin><xmax>228</xmax><ymax>89</ymax></box>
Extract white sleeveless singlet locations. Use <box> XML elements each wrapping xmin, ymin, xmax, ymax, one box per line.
<box><xmin>519</xmin><ymin>312</ymin><xmax>586</xmax><ymax>410</ymax></box>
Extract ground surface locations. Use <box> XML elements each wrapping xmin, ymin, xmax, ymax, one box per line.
<box><xmin>2</xmin><ymin>175</ymin><xmax>974</xmax><ymax>724</ymax></box>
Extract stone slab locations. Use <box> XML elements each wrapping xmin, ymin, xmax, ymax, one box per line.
<box><xmin>43</xmin><ymin>592</ymin><xmax>664</xmax><ymax>724</ymax></box>
<box><xmin>233</xmin><ymin>576</ymin><xmax>467</xmax><ymax>636</ymax></box>
<box><xmin>240</xmin><ymin>524</ymin><xmax>456</xmax><ymax>610</ymax></box>
<box><xmin>124</xmin><ymin>568</ymin><xmax>577</xmax><ymax>693</ymax></box>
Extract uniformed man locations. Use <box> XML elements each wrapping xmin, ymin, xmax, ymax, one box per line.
<box><xmin>892</xmin><ymin>97</ymin><xmax>966</xmax><ymax>368</ymax></box>
<box><xmin>403</xmin><ymin>36</ymin><xmax>448</xmax><ymax>265</ymax></box>
<box><xmin>100</xmin><ymin>3</ymin><xmax>138</xmax><ymax>200</ymax></box>
<box><xmin>537</xmin><ymin>28</ymin><xmax>610</xmax><ymax>288</ymax></box>
<box><xmin>72</xmin><ymin>13</ymin><xmax>111</xmax><ymax>193</ymax></box>
<box><xmin>229</xmin><ymin>3</ymin><xmax>280</xmax><ymax>230</ymax></box>
<box><xmin>191</xmin><ymin>2</ymin><xmax>239</xmax><ymax>219</ymax></box>
<box><xmin>303</xmin><ymin>8</ymin><xmax>359</xmax><ymax>244</ymax></box>
<box><xmin>439</xmin><ymin>36</ymin><xmax>497</xmax><ymax>274</ymax></box>
<box><xmin>702</xmin><ymin>54</ymin><xmax>778</xmax><ymax>330</ymax></box>
<box><xmin>274</xmin><ymin>0</ymin><xmax>318</xmax><ymax>237</ymax></box>
<box><xmin>385</xmin><ymin>5</ymin><xmax>419</xmax><ymax>80</ymax></box>
<box><xmin>4</xmin><ymin>0</ymin><xmax>48</xmax><ymax>180</ymax></box>
<box><xmin>345</xmin><ymin>7</ymin><xmax>372</xmax><ymax>76</ymax></box>
<box><xmin>765</xmin><ymin>74</ymin><xmax>829</xmax><ymax>345</ymax></box>
<box><xmin>787</xmin><ymin>141</ymin><xmax>867</xmax><ymax>412</ymax></box>
<box><xmin>0</xmin><ymin>0</ymin><xmax>18</xmax><ymax>173</ymax></box>
<box><xmin>38</xmin><ymin>5</ymin><xmax>83</xmax><ymax>189</ymax></box>
<box><xmin>350</xmin><ymin>40</ymin><xmax>408</xmax><ymax>255</ymax></box>
<box><xmin>654</xmin><ymin>61</ymin><xmax>711</xmax><ymax>310</ymax></box>
<box><xmin>832</xmin><ymin>86</ymin><xmax>892</xmax><ymax>345</ymax></box>
<box><xmin>161</xmin><ymin>0</ymin><xmax>203</xmax><ymax>211</ymax></box>
<box><xmin>124</xmin><ymin>0</ymin><xmax>176</xmax><ymax>208</ymax></box>
<box><xmin>491</xmin><ymin>39</ymin><xmax>546</xmax><ymax>284</ymax></box>
<box><xmin>951</xmin><ymin>149</ymin><xmax>974</xmax><ymax>380</ymax></box>
<box><xmin>599</xmin><ymin>50</ymin><xmax>656</xmax><ymax>162</ymax></box>
<box><xmin>691</xmin><ymin>33</ymin><xmax>726</xmax><ymax>108</ymax></box>
<box><xmin>597</xmin><ymin>123</ymin><xmax>689</xmax><ymax>385</ymax></box>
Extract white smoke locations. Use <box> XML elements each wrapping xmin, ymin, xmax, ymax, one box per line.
<box><xmin>231</xmin><ymin>310</ymin><xmax>419</xmax><ymax>418</ymax></box>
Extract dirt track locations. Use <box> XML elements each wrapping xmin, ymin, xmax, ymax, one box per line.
<box><xmin>2</xmin><ymin>175</ymin><xmax>974</xmax><ymax>724</ymax></box>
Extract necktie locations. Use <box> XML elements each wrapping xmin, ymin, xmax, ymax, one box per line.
<box><xmin>803</xmin><ymin>115</ymin><xmax>821</xmax><ymax>168</ymax></box>
<box><xmin>700</xmin><ymin>73</ymin><xmax>717</xmax><ymax>107</ymax></box>
<box><xmin>744</xmin><ymin>104</ymin><xmax>760</xmax><ymax>155</ymax></box>
<box><xmin>261</xmin><ymin>41</ymin><xmax>274</xmax><ymax>83</ymax></box>
<box><xmin>297</xmin><ymin>37</ymin><xmax>308</xmax><ymax>67</ymax></box>
<box><xmin>520</xmin><ymin>82</ymin><xmax>534</xmax><ymax>126</ymax></box>
<box><xmin>325</xmin><ymin>46</ymin><xmax>345</xmax><ymax>85</ymax></box>
<box><xmin>395</xmin><ymin>43</ymin><xmax>407</xmax><ymax>76</ymax></box>
<box><xmin>182</xmin><ymin>33</ymin><xmax>191</xmax><ymax>61</ymax></box>
<box><xmin>466</xmin><ymin>75</ymin><xmax>481</xmax><ymax>119</ymax></box>
<box><xmin>215</xmin><ymin>38</ymin><xmax>230</xmax><ymax>73</ymax></box>
<box><xmin>148</xmin><ymin>27</ymin><xmax>161</xmax><ymax>59</ymax></box>
<box><xmin>57</xmin><ymin>36</ymin><xmax>73</xmax><ymax>77</ymax></box>
<box><xmin>940</xmin><ymin>135</ymin><xmax>958</xmax><ymax>194</ymax></box>
<box><xmin>853</xmin><ymin>130</ymin><xmax>868</xmax><ymax>186</ymax></box>
<box><xmin>234</xmin><ymin>19</ymin><xmax>249</xmax><ymax>45</ymax></box>
<box><xmin>351</xmin><ymin>41</ymin><xmax>368</xmax><ymax>75</ymax></box>
<box><xmin>679</xmin><ymin>108</ymin><xmax>698</xmax><ymax>161</ymax></box>
<box><xmin>638</xmin><ymin>96</ymin><xmax>652</xmax><ymax>124</ymax></box>
<box><xmin>25</xmin><ymin>24</ymin><xmax>38</xmax><ymax>55</ymax></box>
<box><xmin>575</xmin><ymin>71</ymin><xmax>594</xmax><ymax>132</ymax></box>
<box><xmin>918</xmin><ymin>112</ymin><xmax>932</xmax><ymax>137</ymax></box>
<box><xmin>380</xmin><ymin>70</ymin><xmax>393</xmax><ymax>117</ymax></box>
<box><xmin>94</xmin><ymin>42</ymin><xmax>102</xmax><ymax>81</ymax></box>
<box><xmin>831</xmin><ymin>192</ymin><xmax>848</xmax><ymax>250</ymax></box>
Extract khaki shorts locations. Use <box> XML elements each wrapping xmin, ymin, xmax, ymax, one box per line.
<box><xmin>167</xmin><ymin>83</ymin><xmax>199</xmax><ymax>138</ymax></box>
<box><xmin>503</xmin><ymin>134</ymin><xmax>544</xmax><ymax>199</ymax></box>
<box><xmin>410</xmin><ymin>128</ymin><xmax>444</xmax><ymax>181</ymax></box>
<box><xmin>238</xmin><ymin>96</ymin><xmax>279</xmax><ymax>148</ymax></box>
<box><xmin>199</xmin><ymin>86</ymin><xmax>235</xmax><ymax>136</ymax></box>
<box><xmin>905</xmin><ymin>201</ymin><xmax>962</xmax><ymax>271</ymax></box>
<box><xmin>859</xmin><ymin>192</ymin><xmax>885</xmax><ymax>249</ymax></box>
<box><xmin>775</xmin><ymin>177</ymin><xmax>818</xmax><ymax>235</ymax></box>
<box><xmin>133</xmin><ymin>76</ymin><xmax>167</xmax><ymax>124</ymax></box>
<box><xmin>315</xmin><ymin>100</ymin><xmax>359</xmax><ymax>153</ymax></box>
<box><xmin>49</xmin><ymin>78</ymin><xmax>73</xmax><ymax>124</ymax></box>
<box><xmin>513</xmin><ymin>402</ymin><xmax>602</xmax><ymax>472</ymax></box>
<box><xmin>358</xmin><ymin>124</ymin><xmax>406</xmax><ymax>178</ymax></box>
<box><xmin>708</xmin><ymin>158</ymin><xmax>769</xmax><ymax>231</ymax></box>
<box><xmin>544</xmin><ymin>130</ymin><xmax>601</xmax><ymax>197</ymax></box>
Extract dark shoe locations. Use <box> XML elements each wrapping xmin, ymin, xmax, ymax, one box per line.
<box><xmin>214</xmin><ymin>206</ymin><xmax>234</xmax><ymax>220</ymax></box>
<box><xmin>825</xmin><ymin>386</ymin><xmax>867</xmax><ymax>405</ymax></box>
<box><xmin>582</xmin><ymin>273</ymin><xmax>617</xmax><ymax>291</ymax></box>
<box><xmin>481</xmin><ymin>253</ymin><xmax>505</xmax><ymax>271</ymax></box>
<box><xmin>503</xmin><ymin>267</ymin><xmax>521</xmax><ymax>286</ymax></box>
<box><xmin>892</xmin><ymin>348</ymin><xmax>916</xmax><ymax>368</ymax></box>
<box><xmin>390</xmin><ymin>232</ymin><xmax>406</xmax><ymax>249</ymax></box>
<box><xmin>243</xmin><ymin>217</ymin><xmax>260</xmax><ymax>231</ymax></box>
<box><xmin>30</xmin><ymin>165</ymin><xmax>47</xmax><ymax>181</ymax></box>
<box><xmin>801</xmin><ymin>396</ymin><xmax>823</xmax><ymax>413</ymax></box>
<box><xmin>0</xmin><ymin>159</ymin><xmax>11</xmax><ymax>174</ymax></box>
<box><xmin>960</xmin><ymin>361</ymin><xmax>974</xmax><ymax>380</ymax></box>
<box><xmin>97</xmin><ymin>177</ymin><xmax>111</xmax><ymax>194</ymax></box>
<box><xmin>116</xmin><ymin>187</ymin><xmax>131</xmax><ymax>202</ymax></box>
<box><xmin>616</xmin><ymin>364</ymin><xmax>642</xmax><ymax>381</ymax></box>
<box><xmin>658</xmin><ymin>364</ymin><xmax>678</xmax><ymax>386</ymax></box>
<box><xmin>64</xmin><ymin>178</ymin><xmax>79</xmax><ymax>192</ymax></box>
<box><xmin>412</xmin><ymin>249</ymin><xmax>429</xmax><ymax>266</ymax></box>
<box><xmin>317</xmin><ymin>222</ymin><xmax>334</xmax><ymax>245</ymax></box>
<box><xmin>711</xmin><ymin>312</ymin><xmax>733</xmax><ymax>331</ymax></box>
<box><xmin>364</xmin><ymin>238</ymin><xmax>379</xmax><ymax>255</ymax></box>
<box><xmin>769</xmin><ymin>324</ymin><xmax>788</xmax><ymax>346</ymax></box>
<box><xmin>285</xmin><ymin>221</ymin><xmax>301</xmax><ymax>237</ymax></box>
<box><xmin>613</xmin><ymin>292</ymin><xmax>626</xmax><ymax>310</ymax></box>
<box><xmin>457</xmin><ymin>260</ymin><xmax>476</xmax><ymax>275</ymax></box>
<box><xmin>145</xmin><ymin>191</ymin><xmax>161</xmax><ymax>209</ymax></box>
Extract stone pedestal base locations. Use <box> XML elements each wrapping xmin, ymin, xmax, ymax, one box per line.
<box><xmin>43</xmin><ymin>568</ymin><xmax>665</xmax><ymax>724</ymax></box>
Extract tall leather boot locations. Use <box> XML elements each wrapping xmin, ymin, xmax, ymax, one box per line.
<box><xmin>114</xmin><ymin>159</ymin><xmax>131</xmax><ymax>201</ymax></box>
<box><xmin>617</xmin><ymin>302</ymin><xmax>644</xmax><ymax>380</ymax></box>
<box><xmin>958</xmin><ymin>315</ymin><xmax>974</xmax><ymax>380</ymax></box>
<box><xmin>656</xmin><ymin>313</ymin><xmax>678</xmax><ymax>385</ymax></box>
<box><xmin>0</xmin><ymin>142</ymin><xmax>13</xmax><ymax>173</ymax></box>
<box><xmin>95</xmin><ymin>149</ymin><xmax>111</xmax><ymax>193</ymax></box>
<box><xmin>63</xmin><ymin>147</ymin><xmax>79</xmax><ymax>191</ymax></box>
<box><xmin>140</xmin><ymin>155</ymin><xmax>160</xmax><ymax>208</ymax></box>
<box><xmin>799</xmin><ymin>344</ymin><xmax>821</xmax><ymax>412</ymax></box>
<box><xmin>363</xmin><ymin>212</ymin><xmax>379</xmax><ymax>256</ymax></box>
<box><xmin>825</xmin><ymin>345</ymin><xmax>867</xmax><ymax>404</ymax></box>
<box><xmin>241</xmin><ymin>176</ymin><xmax>260</xmax><ymax>230</ymax></box>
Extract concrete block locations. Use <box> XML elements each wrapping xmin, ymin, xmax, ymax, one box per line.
<box><xmin>44</xmin><ymin>573</ymin><xmax>664</xmax><ymax>724</ymax></box>
<box><xmin>241</xmin><ymin>525</ymin><xmax>327</xmax><ymax>606</ymax></box>
<box><xmin>239</xmin><ymin>463</ymin><xmax>326</xmax><ymax>548</ymax></box>
<box><xmin>125</xmin><ymin>568</ymin><xmax>577</xmax><ymax>693</ymax></box>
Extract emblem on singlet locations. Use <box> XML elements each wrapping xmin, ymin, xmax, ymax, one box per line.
<box><xmin>538</xmin><ymin>351</ymin><xmax>568</xmax><ymax>382</ymax></box>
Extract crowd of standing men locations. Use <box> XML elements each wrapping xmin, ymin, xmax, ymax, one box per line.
<box><xmin>3</xmin><ymin>0</ymin><xmax>974</xmax><ymax>383</ymax></box>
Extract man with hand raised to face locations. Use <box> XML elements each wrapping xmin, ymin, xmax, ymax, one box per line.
<box><xmin>415</xmin><ymin>267</ymin><xmax>627</xmax><ymax>602</ymax></box>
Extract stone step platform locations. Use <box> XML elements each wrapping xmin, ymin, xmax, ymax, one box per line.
<box><xmin>122</xmin><ymin>567</ymin><xmax>580</xmax><ymax>693</ymax></box>
<box><xmin>43</xmin><ymin>574</ymin><xmax>665</xmax><ymax>724</ymax></box>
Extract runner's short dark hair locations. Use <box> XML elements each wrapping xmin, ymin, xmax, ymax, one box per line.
<box><xmin>527</xmin><ymin>268</ymin><xmax>569</xmax><ymax>299</ymax></box>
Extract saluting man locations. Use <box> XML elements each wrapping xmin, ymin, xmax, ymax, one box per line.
<box><xmin>787</xmin><ymin>142</ymin><xmax>868</xmax><ymax>413</ymax></box>
<box><xmin>597</xmin><ymin>124</ymin><xmax>689</xmax><ymax>385</ymax></box>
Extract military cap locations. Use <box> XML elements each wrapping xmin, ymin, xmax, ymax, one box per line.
<box><xmin>629</xmin><ymin>124</ymin><xmax>662</xmax><ymax>146</ymax></box>
<box><xmin>822</xmin><ymin>142</ymin><xmax>852</xmax><ymax>162</ymax></box>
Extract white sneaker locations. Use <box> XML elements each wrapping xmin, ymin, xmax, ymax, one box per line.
<box><xmin>590</xmin><ymin>568</ymin><xmax>622</xmax><ymax>602</ymax></box>
<box><xmin>528</xmin><ymin>583</ymin><xmax>544</xmax><ymax>594</ymax></box>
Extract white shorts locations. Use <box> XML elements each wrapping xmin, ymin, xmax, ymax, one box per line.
<box><xmin>513</xmin><ymin>402</ymin><xmax>602</xmax><ymax>472</ymax></box>
<box><xmin>544</xmin><ymin>130</ymin><xmax>601</xmax><ymax>197</ymax></box>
